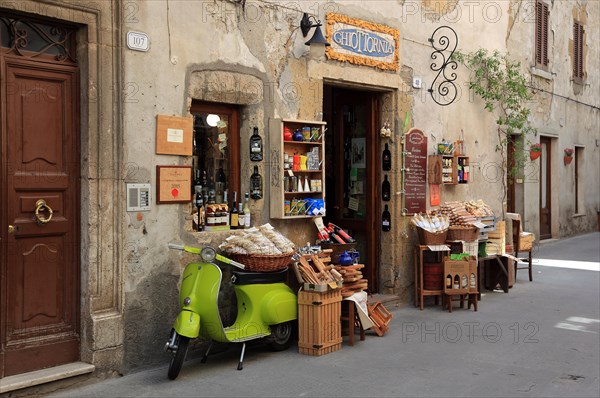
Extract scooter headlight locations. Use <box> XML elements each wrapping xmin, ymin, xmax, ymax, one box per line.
<box><xmin>200</xmin><ymin>247</ymin><xmax>216</xmax><ymax>262</ymax></box>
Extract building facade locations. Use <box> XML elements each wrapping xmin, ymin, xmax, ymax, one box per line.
<box><xmin>0</xmin><ymin>0</ymin><xmax>598</xmax><ymax>387</ymax></box>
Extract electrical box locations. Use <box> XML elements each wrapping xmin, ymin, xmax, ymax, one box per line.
<box><xmin>127</xmin><ymin>183</ymin><xmax>151</xmax><ymax>212</ymax></box>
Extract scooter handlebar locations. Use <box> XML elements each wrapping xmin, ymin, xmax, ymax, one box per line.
<box><xmin>168</xmin><ymin>243</ymin><xmax>185</xmax><ymax>251</ymax></box>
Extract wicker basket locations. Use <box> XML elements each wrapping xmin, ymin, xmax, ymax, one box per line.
<box><xmin>416</xmin><ymin>227</ymin><xmax>448</xmax><ymax>245</ymax></box>
<box><xmin>447</xmin><ymin>226</ymin><xmax>480</xmax><ymax>242</ymax></box>
<box><xmin>227</xmin><ymin>252</ymin><xmax>295</xmax><ymax>272</ymax></box>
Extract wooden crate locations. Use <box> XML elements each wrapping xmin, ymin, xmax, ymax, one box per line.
<box><xmin>298</xmin><ymin>289</ymin><xmax>342</xmax><ymax>356</ymax></box>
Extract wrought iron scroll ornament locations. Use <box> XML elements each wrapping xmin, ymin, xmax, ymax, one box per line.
<box><xmin>428</xmin><ymin>26</ymin><xmax>458</xmax><ymax>106</ymax></box>
<box><xmin>0</xmin><ymin>16</ymin><xmax>77</xmax><ymax>63</ymax></box>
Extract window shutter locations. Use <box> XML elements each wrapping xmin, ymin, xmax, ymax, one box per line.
<box><xmin>542</xmin><ymin>4</ymin><xmax>549</xmax><ymax>65</ymax></box>
<box><xmin>573</xmin><ymin>22</ymin><xmax>584</xmax><ymax>80</ymax></box>
<box><xmin>535</xmin><ymin>1</ymin><xmax>543</xmax><ymax>65</ymax></box>
<box><xmin>535</xmin><ymin>1</ymin><xmax>549</xmax><ymax>67</ymax></box>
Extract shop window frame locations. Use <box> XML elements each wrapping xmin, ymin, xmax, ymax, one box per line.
<box><xmin>190</xmin><ymin>101</ymin><xmax>241</xmax><ymax>199</ymax></box>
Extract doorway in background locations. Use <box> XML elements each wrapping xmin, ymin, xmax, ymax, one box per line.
<box><xmin>323</xmin><ymin>85</ymin><xmax>381</xmax><ymax>292</ymax></box>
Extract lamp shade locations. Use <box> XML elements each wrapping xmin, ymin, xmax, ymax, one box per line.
<box><xmin>305</xmin><ymin>25</ymin><xmax>330</xmax><ymax>46</ymax></box>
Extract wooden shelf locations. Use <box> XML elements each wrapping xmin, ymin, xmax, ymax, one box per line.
<box><xmin>284</xmin><ymin>191</ymin><xmax>323</xmax><ymax>195</ymax></box>
<box><xmin>270</xmin><ymin>118</ymin><xmax>326</xmax><ymax>219</ymax></box>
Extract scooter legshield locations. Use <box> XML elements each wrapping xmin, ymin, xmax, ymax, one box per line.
<box><xmin>173</xmin><ymin>310</ymin><xmax>200</xmax><ymax>338</ymax></box>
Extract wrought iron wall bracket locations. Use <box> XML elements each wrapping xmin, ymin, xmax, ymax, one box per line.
<box><xmin>427</xmin><ymin>26</ymin><xmax>458</xmax><ymax>106</ymax></box>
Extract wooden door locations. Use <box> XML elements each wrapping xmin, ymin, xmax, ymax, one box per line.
<box><xmin>539</xmin><ymin>137</ymin><xmax>552</xmax><ymax>239</ymax></box>
<box><xmin>324</xmin><ymin>87</ymin><xmax>379</xmax><ymax>292</ymax></box>
<box><xmin>0</xmin><ymin>58</ymin><xmax>80</xmax><ymax>376</ymax></box>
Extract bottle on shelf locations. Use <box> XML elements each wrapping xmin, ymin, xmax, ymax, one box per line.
<box><xmin>382</xmin><ymin>174</ymin><xmax>391</xmax><ymax>201</ymax></box>
<box><xmin>382</xmin><ymin>143</ymin><xmax>391</xmax><ymax>171</ymax></box>
<box><xmin>249</xmin><ymin>127</ymin><xmax>263</xmax><ymax>161</ymax></box>
<box><xmin>201</xmin><ymin>169</ymin><xmax>209</xmax><ymax>200</ymax></box>
<box><xmin>195</xmin><ymin>191</ymin><xmax>204</xmax><ymax>232</ymax></box>
<box><xmin>230</xmin><ymin>191</ymin><xmax>239</xmax><ymax>229</ymax></box>
<box><xmin>238</xmin><ymin>201</ymin><xmax>246</xmax><ymax>229</ymax></box>
<box><xmin>382</xmin><ymin>204</ymin><xmax>391</xmax><ymax>231</ymax></box>
<box><xmin>250</xmin><ymin>166</ymin><xmax>263</xmax><ymax>199</ymax></box>
<box><xmin>193</xmin><ymin>168</ymin><xmax>202</xmax><ymax>195</ymax></box>
<box><xmin>328</xmin><ymin>223</ymin><xmax>355</xmax><ymax>243</ymax></box>
<box><xmin>215</xmin><ymin>163</ymin><xmax>226</xmax><ymax>203</ymax></box>
<box><xmin>243</xmin><ymin>192</ymin><xmax>251</xmax><ymax>229</ymax></box>
<box><xmin>206</xmin><ymin>204</ymin><xmax>215</xmax><ymax>227</ymax></box>
<box><xmin>223</xmin><ymin>191</ymin><xmax>229</xmax><ymax>226</ymax></box>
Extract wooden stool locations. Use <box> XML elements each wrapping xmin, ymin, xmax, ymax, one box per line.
<box><xmin>341</xmin><ymin>300</ymin><xmax>365</xmax><ymax>346</ymax></box>
<box><xmin>444</xmin><ymin>293</ymin><xmax>478</xmax><ymax>313</ymax></box>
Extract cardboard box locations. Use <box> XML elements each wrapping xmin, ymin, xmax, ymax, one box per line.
<box><xmin>444</xmin><ymin>257</ymin><xmax>476</xmax><ymax>295</ymax></box>
<box><xmin>519</xmin><ymin>232</ymin><xmax>535</xmax><ymax>251</ymax></box>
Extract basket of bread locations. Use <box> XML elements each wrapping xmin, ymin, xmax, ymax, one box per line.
<box><xmin>219</xmin><ymin>224</ymin><xmax>296</xmax><ymax>272</ymax></box>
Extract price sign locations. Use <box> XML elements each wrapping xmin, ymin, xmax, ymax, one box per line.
<box><xmin>404</xmin><ymin>129</ymin><xmax>428</xmax><ymax>214</ymax></box>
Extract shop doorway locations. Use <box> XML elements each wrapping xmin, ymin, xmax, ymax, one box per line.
<box><xmin>539</xmin><ymin>137</ymin><xmax>552</xmax><ymax>239</ymax></box>
<box><xmin>0</xmin><ymin>15</ymin><xmax>80</xmax><ymax>377</ymax></box>
<box><xmin>323</xmin><ymin>85</ymin><xmax>380</xmax><ymax>292</ymax></box>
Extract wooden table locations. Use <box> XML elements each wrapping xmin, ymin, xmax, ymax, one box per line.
<box><xmin>479</xmin><ymin>255</ymin><xmax>510</xmax><ymax>293</ymax></box>
<box><xmin>414</xmin><ymin>244</ymin><xmax>449</xmax><ymax>310</ymax></box>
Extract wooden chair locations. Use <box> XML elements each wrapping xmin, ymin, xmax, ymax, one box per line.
<box><xmin>512</xmin><ymin>219</ymin><xmax>533</xmax><ymax>281</ymax></box>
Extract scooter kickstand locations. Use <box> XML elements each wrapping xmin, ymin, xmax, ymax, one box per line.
<box><xmin>201</xmin><ymin>342</ymin><xmax>213</xmax><ymax>364</ymax></box>
<box><xmin>237</xmin><ymin>343</ymin><xmax>246</xmax><ymax>371</ymax></box>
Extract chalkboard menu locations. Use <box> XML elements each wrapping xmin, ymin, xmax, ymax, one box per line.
<box><xmin>404</xmin><ymin>129</ymin><xmax>427</xmax><ymax>214</ymax></box>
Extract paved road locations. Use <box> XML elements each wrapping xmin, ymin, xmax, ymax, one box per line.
<box><xmin>52</xmin><ymin>233</ymin><xmax>600</xmax><ymax>398</ymax></box>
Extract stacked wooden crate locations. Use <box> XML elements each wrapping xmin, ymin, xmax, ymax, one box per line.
<box><xmin>333</xmin><ymin>264</ymin><xmax>368</xmax><ymax>298</ymax></box>
<box><xmin>298</xmin><ymin>289</ymin><xmax>342</xmax><ymax>356</ymax></box>
<box><xmin>295</xmin><ymin>251</ymin><xmax>343</xmax><ymax>356</ymax></box>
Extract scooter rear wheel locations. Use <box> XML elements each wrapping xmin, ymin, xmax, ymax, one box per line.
<box><xmin>268</xmin><ymin>321</ymin><xmax>293</xmax><ymax>351</ymax></box>
<box><xmin>167</xmin><ymin>333</ymin><xmax>190</xmax><ymax>380</ymax></box>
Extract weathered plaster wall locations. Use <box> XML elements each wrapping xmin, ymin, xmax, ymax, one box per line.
<box><xmin>118</xmin><ymin>0</ymin><xmax>598</xmax><ymax>372</ymax></box>
<box><xmin>506</xmin><ymin>0</ymin><xmax>600</xmax><ymax>238</ymax></box>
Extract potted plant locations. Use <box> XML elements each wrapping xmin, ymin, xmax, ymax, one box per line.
<box><xmin>529</xmin><ymin>143</ymin><xmax>542</xmax><ymax>160</ymax></box>
<box><xmin>564</xmin><ymin>148</ymin><xmax>574</xmax><ymax>165</ymax></box>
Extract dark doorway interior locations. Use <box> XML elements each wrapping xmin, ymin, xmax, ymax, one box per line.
<box><xmin>323</xmin><ymin>85</ymin><xmax>380</xmax><ymax>292</ymax></box>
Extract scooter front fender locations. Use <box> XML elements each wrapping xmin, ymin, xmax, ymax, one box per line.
<box><xmin>173</xmin><ymin>310</ymin><xmax>200</xmax><ymax>339</ymax></box>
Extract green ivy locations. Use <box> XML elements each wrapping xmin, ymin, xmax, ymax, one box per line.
<box><xmin>453</xmin><ymin>49</ymin><xmax>537</xmax><ymax>217</ymax></box>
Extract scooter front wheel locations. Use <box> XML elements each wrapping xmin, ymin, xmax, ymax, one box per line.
<box><xmin>167</xmin><ymin>333</ymin><xmax>190</xmax><ymax>380</ymax></box>
<box><xmin>268</xmin><ymin>321</ymin><xmax>293</xmax><ymax>351</ymax></box>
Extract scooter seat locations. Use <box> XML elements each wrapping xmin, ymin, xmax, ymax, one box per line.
<box><xmin>232</xmin><ymin>267</ymin><xmax>288</xmax><ymax>285</ymax></box>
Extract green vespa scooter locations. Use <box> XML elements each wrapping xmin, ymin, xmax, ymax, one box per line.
<box><xmin>164</xmin><ymin>244</ymin><xmax>297</xmax><ymax>380</ymax></box>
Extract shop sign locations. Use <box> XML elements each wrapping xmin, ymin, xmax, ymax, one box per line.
<box><xmin>326</xmin><ymin>13</ymin><xmax>399</xmax><ymax>71</ymax></box>
<box><xmin>404</xmin><ymin>129</ymin><xmax>428</xmax><ymax>214</ymax></box>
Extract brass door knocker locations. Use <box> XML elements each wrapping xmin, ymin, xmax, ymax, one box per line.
<box><xmin>34</xmin><ymin>199</ymin><xmax>53</xmax><ymax>225</ymax></box>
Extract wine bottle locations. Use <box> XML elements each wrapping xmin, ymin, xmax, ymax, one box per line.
<box><xmin>382</xmin><ymin>143</ymin><xmax>391</xmax><ymax>171</ymax></box>
<box><xmin>382</xmin><ymin>204</ymin><xmax>391</xmax><ymax>231</ymax></box>
<box><xmin>249</xmin><ymin>127</ymin><xmax>263</xmax><ymax>161</ymax></box>
<box><xmin>329</xmin><ymin>230</ymin><xmax>346</xmax><ymax>244</ymax></box>
<box><xmin>230</xmin><ymin>191</ymin><xmax>239</xmax><ymax>229</ymax></box>
<box><xmin>238</xmin><ymin>202</ymin><xmax>246</xmax><ymax>229</ymax></box>
<box><xmin>243</xmin><ymin>193</ymin><xmax>251</xmax><ymax>229</ymax></box>
<box><xmin>382</xmin><ymin>174</ymin><xmax>391</xmax><ymax>201</ymax></box>
<box><xmin>328</xmin><ymin>223</ymin><xmax>355</xmax><ymax>243</ymax></box>
<box><xmin>250</xmin><ymin>166</ymin><xmax>263</xmax><ymax>199</ymax></box>
<box><xmin>193</xmin><ymin>167</ymin><xmax>203</xmax><ymax>195</ymax></box>
<box><xmin>216</xmin><ymin>163</ymin><xmax>226</xmax><ymax>203</ymax></box>
<box><xmin>195</xmin><ymin>191</ymin><xmax>204</xmax><ymax>231</ymax></box>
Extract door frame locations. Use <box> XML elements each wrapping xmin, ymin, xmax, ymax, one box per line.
<box><xmin>0</xmin><ymin>41</ymin><xmax>81</xmax><ymax>378</ymax></box>
<box><xmin>539</xmin><ymin>136</ymin><xmax>552</xmax><ymax>240</ymax></box>
<box><xmin>325</xmin><ymin>84</ymin><xmax>381</xmax><ymax>292</ymax></box>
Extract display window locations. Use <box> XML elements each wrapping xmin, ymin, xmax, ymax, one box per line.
<box><xmin>190</xmin><ymin>102</ymin><xmax>240</xmax><ymax>204</ymax></box>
